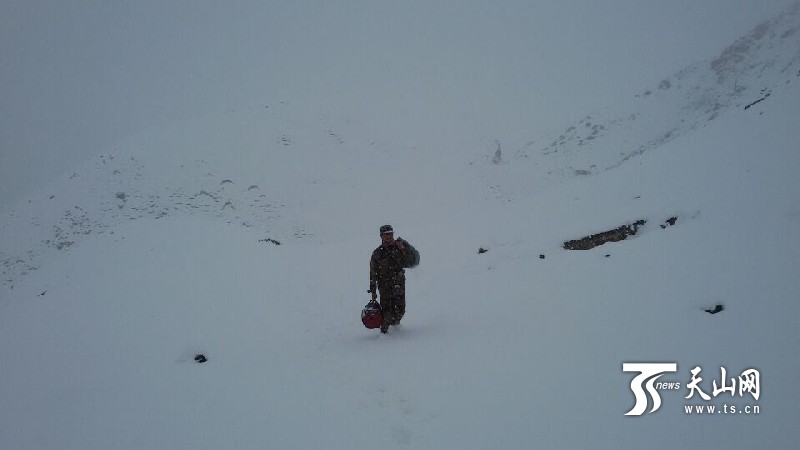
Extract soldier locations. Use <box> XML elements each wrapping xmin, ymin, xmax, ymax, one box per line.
<box><xmin>369</xmin><ymin>225</ymin><xmax>409</xmax><ymax>334</ymax></box>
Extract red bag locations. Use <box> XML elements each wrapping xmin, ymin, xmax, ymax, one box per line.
<box><xmin>361</xmin><ymin>299</ymin><xmax>383</xmax><ymax>329</ymax></box>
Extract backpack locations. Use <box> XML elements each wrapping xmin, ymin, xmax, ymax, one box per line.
<box><xmin>361</xmin><ymin>299</ymin><xmax>383</xmax><ymax>329</ymax></box>
<box><xmin>399</xmin><ymin>238</ymin><xmax>420</xmax><ymax>268</ymax></box>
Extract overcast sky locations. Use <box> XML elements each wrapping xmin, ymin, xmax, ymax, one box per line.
<box><xmin>0</xmin><ymin>0</ymin><xmax>792</xmax><ymax>211</ymax></box>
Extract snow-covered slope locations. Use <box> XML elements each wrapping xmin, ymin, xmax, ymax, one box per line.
<box><xmin>2</xmin><ymin>3</ymin><xmax>800</xmax><ymax>450</ymax></box>
<box><xmin>478</xmin><ymin>1</ymin><xmax>800</xmax><ymax>199</ymax></box>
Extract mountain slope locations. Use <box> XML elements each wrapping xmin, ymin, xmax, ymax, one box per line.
<box><xmin>477</xmin><ymin>2</ymin><xmax>800</xmax><ymax>200</ymax></box>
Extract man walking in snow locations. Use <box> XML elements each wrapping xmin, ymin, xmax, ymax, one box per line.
<box><xmin>369</xmin><ymin>225</ymin><xmax>412</xmax><ymax>334</ymax></box>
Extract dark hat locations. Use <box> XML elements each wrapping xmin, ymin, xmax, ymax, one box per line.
<box><xmin>379</xmin><ymin>224</ymin><xmax>394</xmax><ymax>234</ymax></box>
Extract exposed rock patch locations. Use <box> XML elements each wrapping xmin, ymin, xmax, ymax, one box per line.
<box><xmin>704</xmin><ymin>304</ymin><xmax>725</xmax><ymax>315</ymax></box>
<box><xmin>563</xmin><ymin>220</ymin><xmax>647</xmax><ymax>250</ymax></box>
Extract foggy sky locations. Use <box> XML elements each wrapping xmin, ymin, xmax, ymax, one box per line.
<box><xmin>0</xmin><ymin>0</ymin><xmax>792</xmax><ymax>211</ymax></box>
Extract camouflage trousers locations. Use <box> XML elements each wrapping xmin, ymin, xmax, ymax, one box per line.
<box><xmin>378</xmin><ymin>278</ymin><xmax>405</xmax><ymax>327</ymax></box>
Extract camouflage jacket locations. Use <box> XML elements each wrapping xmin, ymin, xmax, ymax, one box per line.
<box><xmin>369</xmin><ymin>241</ymin><xmax>407</xmax><ymax>292</ymax></box>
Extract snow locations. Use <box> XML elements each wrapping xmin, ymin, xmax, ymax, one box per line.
<box><xmin>2</xmin><ymin>1</ymin><xmax>800</xmax><ymax>449</ymax></box>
